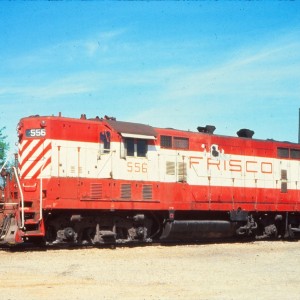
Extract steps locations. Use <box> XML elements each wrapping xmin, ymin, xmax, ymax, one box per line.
<box><xmin>19</xmin><ymin>199</ymin><xmax>44</xmax><ymax>237</ymax></box>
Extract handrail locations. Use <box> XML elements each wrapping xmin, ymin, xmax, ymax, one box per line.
<box><xmin>39</xmin><ymin>159</ymin><xmax>47</xmax><ymax>221</ymax></box>
<box><xmin>0</xmin><ymin>151</ymin><xmax>16</xmax><ymax>174</ymax></box>
<box><xmin>12</xmin><ymin>167</ymin><xmax>24</xmax><ymax>229</ymax></box>
<box><xmin>0</xmin><ymin>202</ymin><xmax>19</xmax><ymax>206</ymax></box>
<box><xmin>0</xmin><ymin>157</ymin><xmax>10</xmax><ymax>174</ymax></box>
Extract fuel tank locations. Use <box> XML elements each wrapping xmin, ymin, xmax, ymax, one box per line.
<box><xmin>160</xmin><ymin>220</ymin><xmax>238</xmax><ymax>241</ymax></box>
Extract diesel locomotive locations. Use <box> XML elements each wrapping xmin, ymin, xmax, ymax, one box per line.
<box><xmin>0</xmin><ymin>113</ymin><xmax>300</xmax><ymax>246</ymax></box>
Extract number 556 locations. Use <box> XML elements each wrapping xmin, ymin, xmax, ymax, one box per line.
<box><xmin>28</xmin><ymin>128</ymin><xmax>46</xmax><ymax>137</ymax></box>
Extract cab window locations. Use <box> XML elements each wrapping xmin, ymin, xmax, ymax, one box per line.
<box><xmin>100</xmin><ymin>131</ymin><xmax>111</xmax><ymax>153</ymax></box>
<box><xmin>137</xmin><ymin>139</ymin><xmax>147</xmax><ymax>157</ymax></box>
<box><xmin>125</xmin><ymin>138</ymin><xmax>135</xmax><ymax>156</ymax></box>
<box><xmin>125</xmin><ymin>138</ymin><xmax>147</xmax><ymax>157</ymax></box>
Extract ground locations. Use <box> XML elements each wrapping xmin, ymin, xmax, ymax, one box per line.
<box><xmin>0</xmin><ymin>241</ymin><xmax>299</xmax><ymax>300</ymax></box>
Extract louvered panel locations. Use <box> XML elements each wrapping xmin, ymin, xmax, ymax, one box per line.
<box><xmin>178</xmin><ymin>162</ymin><xmax>187</xmax><ymax>182</ymax></box>
<box><xmin>142</xmin><ymin>185</ymin><xmax>153</xmax><ymax>200</ymax></box>
<box><xmin>121</xmin><ymin>184</ymin><xmax>131</xmax><ymax>199</ymax></box>
<box><xmin>166</xmin><ymin>161</ymin><xmax>175</xmax><ymax>175</ymax></box>
<box><xmin>281</xmin><ymin>170</ymin><xmax>287</xmax><ymax>180</ymax></box>
<box><xmin>90</xmin><ymin>183</ymin><xmax>103</xmax><ymax>200</ymax></box>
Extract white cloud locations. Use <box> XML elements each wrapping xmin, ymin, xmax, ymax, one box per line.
<box><xmin>3</xmin><ymin>28</ymin><xmax>128</xmax><ymax>69</ymax></box>
<box><xmin>0</xmin><ymin>73</ymin><xmax>99</xmax><ymax>99</ymax></box>
<box><xmin>161</xmin><ymin>34</ymin><xmax>300</xmax><ymax>101</ymax></box>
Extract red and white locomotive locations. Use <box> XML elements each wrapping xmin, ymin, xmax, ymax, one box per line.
<box><xmin>0</xmin><ymin>113</ymin><xmax>300</xmax><ymax>245</ymax></box>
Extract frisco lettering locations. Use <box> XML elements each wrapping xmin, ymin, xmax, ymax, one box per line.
<box><xmin>190</xmin><ymin>156</ymin><xmax>273</xmax><ymax>174</ymax></box>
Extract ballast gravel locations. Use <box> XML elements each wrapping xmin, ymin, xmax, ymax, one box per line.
<box><xmin>0</xmin><ymin>241</ymin><xmax>300</xmax><ymax>300</ymax></box>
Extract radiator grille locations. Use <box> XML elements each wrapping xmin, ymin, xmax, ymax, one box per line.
<box><xmin>142</xmin><ymin>185</ymin><xmax>153</xmax><ymax>200</ymax></box>
<box><xmin>121</xmin><ymin>184</ymin><xmax>131</xmax><ymax>199</ymax></box>
<box><xmin>90</xmin><ymin>183</ymin><xmax>103</xmax><ymax>200</ymax></box>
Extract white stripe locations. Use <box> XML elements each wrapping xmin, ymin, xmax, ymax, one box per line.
<box><xmin>19</xmin><ymin>139</ymin><xmax>40</xmax><ymax>163</ymax></box>
<box><xmin>121</xmin><ymin>133</ymin><xmax>156</xmax><ymax>140</ymax></box>
<box><xmin>18</xmin><ymin>139</ymin><xmax>29</xmax><ymax>153</ymax></box>
<box><xmin>24</xmin><ymin>151</ymin><xmax>52</xmax><ymax>179</ymax></box>
<box><xmin>20</xmin><ymin>140</ymin><xmax>52</xmax><ymax>178</ymax></box>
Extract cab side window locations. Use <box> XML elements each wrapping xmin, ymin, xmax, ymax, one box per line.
<box><xmin>100</xmin><ymin>131</ymin><xmax>111</xmax><ymax>153</ymax></box>
<box><xmin>137</xmin><ymin>139</ymin><xmax>147</xmax><ymax>157</ymax></box>
<box><xmin>125</xmin><ymin>138</ymin><xmax>147</xmax><ymax>157</ymax></box>
<box><xmin>125</xmin><ymin>138</ymin><xmax>135</xmax><ymax>156</ymax></box>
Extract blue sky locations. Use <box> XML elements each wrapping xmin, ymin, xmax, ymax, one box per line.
<box><xmin>1</xmin><ymin>2</ymin><xmax>300</xmax><ymax>153</ymax></box>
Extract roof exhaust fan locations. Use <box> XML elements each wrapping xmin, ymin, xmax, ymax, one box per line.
<box><xmin>197</xmin><ymin>125</ymin><xmax>216</xmax><ymax>134</ymax></box>
<box><xmin>237</xmin><ymin>128</ymin><xmax>254</xmax><ymax>138</ymax></box>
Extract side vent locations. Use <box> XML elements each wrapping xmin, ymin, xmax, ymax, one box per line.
<box><xmin>70</xmin><ymin>166</ymin><xmax>83</xmax><ymax>175</ymax></box>
<box><xmin>142</xmin><ymin>185</ymin><xmax>153</xmax><ymax>200</ymax></box>
<box><xmin>90</xmin><ymin>183</ymin><xmax>103</xmax><ymax>200</ymax></box>
<box><xmin>177</xmin><ymin>162</ymin><xmax>187</xmax><ymax>182</ymax></box>
<box><xmin>121</xmin><ymin>184</ymin><xmax>131</xmax><ymax>199</ymax></box>
<box><xmin>281</xmin><ymin>170</ymin><xmax>287</xmax><ymax>193</ymax></box>
<box><xmin>166</xmin><ymin>161</ymin><xmax>175</xmax><ymax>175</ymax></box>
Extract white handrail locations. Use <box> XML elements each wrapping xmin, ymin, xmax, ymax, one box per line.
<box><xmin>0</xmin><ymin>157</ymin><xmax>10</xmax><ymax>174</ymax></box>
<box><xmin>0</xmin><ymin>202</ymin><xmax>19</xmax><ymax>206</ymax></box>
<box><xmin>0</xmin><ymin>151</ymin><xmax>16</xmax><ymax>174</ymax></box>
<box><xmin>39</xmin><ymin>159</ymin><xmax>47</xmax><ymax>221</ymax></box>
<box><xmin>12</xmin><ymin>167</ymin><xmax>24</xmax><ymax>229</ymax></box>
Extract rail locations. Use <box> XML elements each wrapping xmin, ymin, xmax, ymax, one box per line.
<box><xmin>12</xmin><ymin>167</ymin><xmax>24</xmax><ymax>229</ymax></box>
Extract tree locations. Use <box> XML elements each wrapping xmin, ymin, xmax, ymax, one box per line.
<box><xmin>0</xmin><ymin>127</ymin><xmax>9</xmax><ymax>167</ymax></box>
<box><xmin>0</xmin><ymin>127</ymin><xmax>9</xmax><ymax>189</ymax></box>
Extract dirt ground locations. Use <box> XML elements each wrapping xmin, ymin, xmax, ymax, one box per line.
<box><xmin>0</xmin><ymin>241</ymin><xmax>300</xmax><ymax>300</ymax></box>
